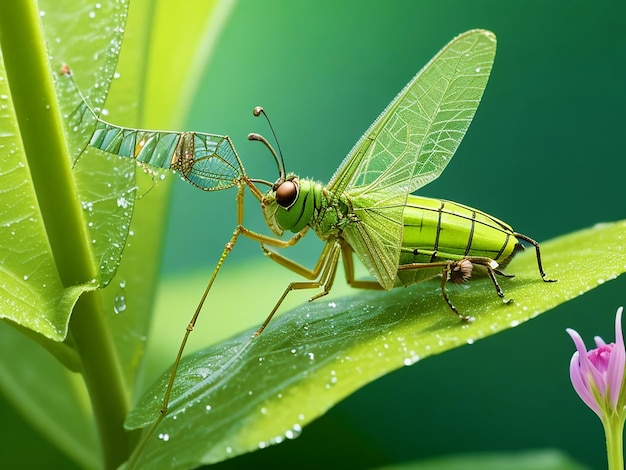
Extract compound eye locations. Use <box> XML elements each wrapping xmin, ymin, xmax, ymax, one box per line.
<box><xmin>275</xmin><ymin>180</ymin><xmax>299</xmax><ymax>209</ymax></box>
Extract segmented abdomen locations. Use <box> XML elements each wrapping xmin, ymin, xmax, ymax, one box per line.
<box><xmin>88</xmin><ymin>120</ymin><xmax>241</xmax><ymax>191</ymax></box>
<box><xmin>397</xmin><ymin>195</ymin><xmax>519</xmax><ymax>285</ymax></box>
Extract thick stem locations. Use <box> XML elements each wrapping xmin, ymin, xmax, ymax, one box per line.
<box><xmin>71</xmin><ymin>293</ymin><xmax>135</xmax><ymax>469</ymax></box>
<box><xmin>0</xmin><ymin>2</ymin><xmax>134</xmax><ymax>468</ymax></box>
<box><xmin>604</xmin><ymin>414</ymin><xmax>624</xmax><ymax>470</ymax></box>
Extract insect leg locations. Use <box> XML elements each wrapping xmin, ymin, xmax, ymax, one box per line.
<box><xmin>341</xmin><ymin>242</ymin><xmax>385</xmax><ymax>290</ymax></box>
<box><xmin>159</xmin><ymin>184</ymin><xmax>249</xmax><ymax>417</ymax></box>
<box><xmin>397</xmin><ymin>260</ymin><xmax>477</xmax><ymax>320</ymax></box>
<box><xmin>462</xmin><ymin>256</ymin><xmax>513</xmax><ymax>304</ymax></box>
<box><xmin>513</xmin><ymin>232</ymin><xmax>557</xmax><ymax>282</ymax></box>
<box><xmin>129</xmin><ymin>182</ymin><xmax>252</xmax><ymax>464</ymax></box>
<box><xmin>253</xmin><ymin>241</ymin><xmax>342</xmax><ymax>337</ymax></box>
<box><xmin>308</xmin><ymin>242</ymin><xmax>342</xmax><ymax>302</ymax></box>
<box><xmin>260</xmin><ymin>240</ymin><xmax>335</xmax><ymax>280</ymax></box>
<box><xmin>438</xmin><ymin>263</ymin><xmax>472</xmax><ymax>321</ymax></box>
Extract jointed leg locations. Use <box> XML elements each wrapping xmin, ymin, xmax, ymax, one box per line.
<box><xmin>260</xmin><ymin>239</ymin><xmax>335</xmax><ymax>280</ymax></box>
<box><xmin>341</xmin><ymin>243</ymin><xmax>385</xmax><ymax>290</ymax></box>
<box><xmin>513</xmin><ymin>232</ymin><xmax>556</xmax><ymax>282</ymax></box>
<box><xmin>398</xmin><ymin>256</ymin><xmax>513</xmax><ymax>321</ymax></box>
<box><xmin>253</xmin><ymin>241</ymin><xmax>342</xmax><ymax>336</ymax></box>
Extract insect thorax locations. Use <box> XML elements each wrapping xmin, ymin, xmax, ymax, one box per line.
<box><xmin>308</xmin><ymin>182</ymin><xmax>353</xmax><ymax>241</ymax></box>
<box><xmin>272</xmin><ymin>178</ymin><xmax>350</xmax><ymax>240</ymax></box>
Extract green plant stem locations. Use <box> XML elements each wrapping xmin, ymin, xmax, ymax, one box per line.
<box><xmin>0</xmin><ymin>0</ymin><xmax>93</xmax><ymax>287</ymax></box>
<box><xmin>71</xmin><ymin>293</ymin><xmax>136</xmax><ymax>468</ymax></box>
<box><xmin>604</xmin><ymin>415</ymin><xmax>625</xmax><ymax>470</ymax></box>
<box><xmin>0</xmin><ymin>2</ymin><xmax>135</xmax><ymax>468</ymax></box>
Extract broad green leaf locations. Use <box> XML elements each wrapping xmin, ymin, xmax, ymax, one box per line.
<box><xmin>126</xmin><ymin>220</ymin><xmax>625</xmax><ymax>468</ymax></box>
<box><xmin>0</xmin><ymin>1</ymin><xmax>131</xmax><ymax>466</ymax></box>
<box><xmin>0</xmin><ymin>0</ymin><xmax>235</xmax><ymax>467</ymax></box>
<box><xmin>0</xmin><ymin>0</ymin><xmax>119</xmax><ymax>342</ymax></box>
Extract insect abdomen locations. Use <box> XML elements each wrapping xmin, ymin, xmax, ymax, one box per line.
<box><xmin>397</xmin><ymin>196</ymin><xmax>519</xmax><ymax>285</ymax></box>
<box><xmin>90</xmin><ymin>120</ymin><xmax>182</xmax><ymax>168</ymax></box>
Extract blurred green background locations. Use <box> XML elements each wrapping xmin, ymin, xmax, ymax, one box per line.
<box><xmin>3</xmin><ymin>0</ymin><xmax>625</xmax><ymax>468</ymax></box>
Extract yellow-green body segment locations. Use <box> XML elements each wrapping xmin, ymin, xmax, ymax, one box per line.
<box><xmin>397</xmin><ymin>195</ymin><xmax>519</xmax><ymax>286</ymax></box>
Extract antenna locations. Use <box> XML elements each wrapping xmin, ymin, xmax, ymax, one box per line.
<box><xmin>250</xmin><ymin>106</ymin><xmax>287</xmax><ymax>182</ymax></box>
<box><xmin>58</xmin><ymin>64</ymin><xmax>103</xmax><ymax>123</ymax></box>
<box><xmin>248</xmin><ymin>131</ymin><xmax>285</xmax><ymax>184</ymax></box>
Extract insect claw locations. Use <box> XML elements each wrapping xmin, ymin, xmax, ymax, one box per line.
<box><xmin>494</xmin><ymin>268</ymin><xmax>515</xmax><ymax>278</ymax></box>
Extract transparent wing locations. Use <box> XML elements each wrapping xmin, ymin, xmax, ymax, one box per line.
<box><xmin>330</xmin><ymin>30</ymin><xmax>497</xmax><ymax>289</ymax></box>
<box><xmin>69</xmin><ymin>100</ymin><xmax>243</xmax><ymax>192</ymax></box>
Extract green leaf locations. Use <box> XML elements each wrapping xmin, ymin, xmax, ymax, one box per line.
<box><xmin>0</xmin><ymin>1</ymin><xmax>133</xmax><ymax>466</ymax></box>
<box><xmin>126</xmin><ymin>220</ymin><xmax>626</xmax><ymax>468</ymax></box>
<box><xmin>0</xmin><ymin>0</ymin><xmax>235</xmax><ymax>467</ymax></box>
<box><xmin>0</xmin><ymin>0</ymin><xmax>119</xmax><ymax>343</ymax></box>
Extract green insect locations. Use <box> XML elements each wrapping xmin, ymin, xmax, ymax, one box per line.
<box><xmin>66</xmin><ymin>29</ymin><xmax>553</xmax><ymax>444</ymax></box>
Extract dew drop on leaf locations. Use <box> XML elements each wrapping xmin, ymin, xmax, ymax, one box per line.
<box><xmin>113</xmin><ymin>294</ymin><xmax>126</xmax><ymax>314</ymax></box>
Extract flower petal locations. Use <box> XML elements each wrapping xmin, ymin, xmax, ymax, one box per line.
<box><xmin>569</xmin><ymin>351</ymin><xmax>602</xmax><ymax>417</ymax></box>
<box><xmin>567</xmin><ymin>328</ymin><xmax>603</xmax><ymax>417</ymax></box>
<box><xmin>606</xmin><ymin>307</ymin><xmax>625</xmax><ymax>408</ymax></box>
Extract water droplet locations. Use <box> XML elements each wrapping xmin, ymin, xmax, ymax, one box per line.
<box><xmin>307</xmin><ymin>352</ymin><xmax>315</xmax><ymax>361</ymax></box>
<box><xmin>158</xmin><ymin>433</ymin><xmax>170</xmax><ymax>442</ymax></box>
<box><xmin>23</xmin><ymin>274</ymin><xmax>29</xmax><ymax>281</ymax></box>
<box><xmin>403</xmin><ymin>356</ymin><xmax>419</xmax><ymax>366</ymax></box>
<box><xmin>285</xmin><ymin>424</ymin><xmax>302</xmax><ymax>440</ymax></box>
<box><xmin>475</xmin><ymin>67</ymin><xmax>481</xmax><ymax>73</ymax></box>
<box><xmin>205</xmin><ymin>404</ymin><xmax>212</xmax><ymax>412</ymax></box>
<box><xmin>119</xmin><ymin>280</ymin><xmax>126</xmax><ymax>289</ymax></box>
<box><xmin>225</xmin><ymin>446</ymin><xmax>232</xmax><ymax>454</ymax></box>
<box><xmin>113</xmin><ymin>294</ymin><xmax>126</xmax><ymax>314</ymax></box>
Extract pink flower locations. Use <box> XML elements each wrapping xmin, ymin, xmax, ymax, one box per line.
<box><xmin>567</xmin><ymin>307</ymin><xmax>626</xmax><ymax>419</ymax></box>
